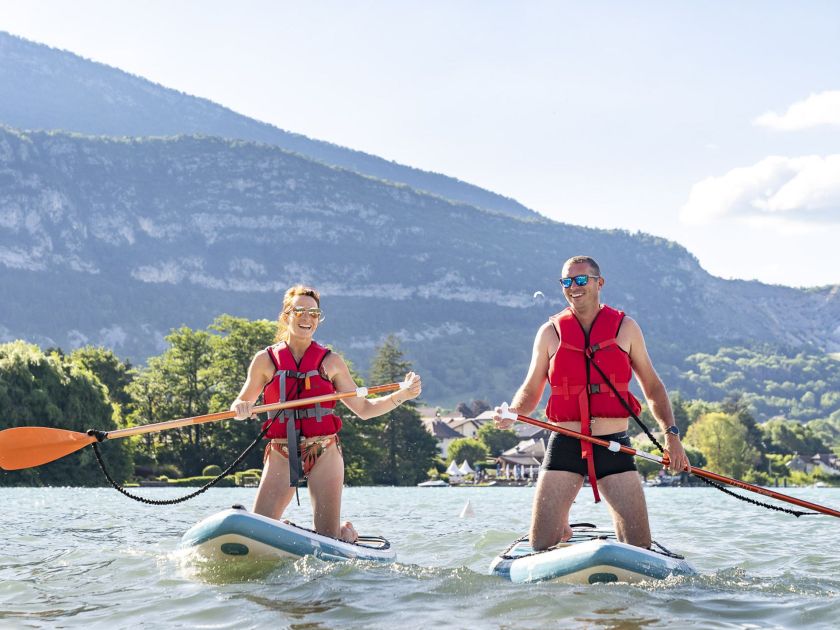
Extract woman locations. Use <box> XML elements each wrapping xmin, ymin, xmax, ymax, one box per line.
<box><xmin>231</xmin><ymin>285</ymin><xmax>421</xmax><ymax>543</ymax></box>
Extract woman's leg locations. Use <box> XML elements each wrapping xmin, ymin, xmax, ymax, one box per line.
<box><xmin>306</xmin><ymin>442</ymin><xmax>351</xmax><ymax>540</ymax></box>
<box><xmin>252</xmin><ymin>446</ymin><xmax>296</xmax><ymax>520</ymax></box>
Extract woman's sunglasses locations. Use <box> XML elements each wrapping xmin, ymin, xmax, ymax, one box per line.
<box><xmin>288</xmin><ymin>307</ymin><xmax>325</xmax><ymax>322</ymax></box>
<box><xmin>559</xmin><ymin>275</ymin><xmax>600</xmax><ymax>288</ymax></box>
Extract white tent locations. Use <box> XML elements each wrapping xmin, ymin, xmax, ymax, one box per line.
<box><xmin>458</xmin><ymin>460</ymin><xmax>474</xmax><ymax>475</ymax></box>
<box><xmin>446</xmin><ymin>460</ymin><xmax>462</xmax><ymax>476</ymax></box>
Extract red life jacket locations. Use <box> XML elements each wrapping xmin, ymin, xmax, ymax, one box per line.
<box><xmin>261</xmin><ymin>341</ymin><xmax>342</xmax><ymax>439</ymax></box>
<box><xmin>546</xmin><ymin>305</ymin><xmax>642</xmax><ymax>502</ymax></box>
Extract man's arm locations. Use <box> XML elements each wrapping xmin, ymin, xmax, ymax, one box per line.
<box><xmin>495</xmin><ymin>322</ymin><xmax>553</xmax><ymax>427</ymax></box>
<box><xmin>624</xmin><ymin>317</ymin><xmax>690</xmax><ymax>472</ymax></box>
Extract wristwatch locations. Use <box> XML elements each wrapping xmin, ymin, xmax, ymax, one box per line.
<box><xmin>665</xmin><ymin>425</ymin><xmax>680</xmax><ymax>437</ymax></box>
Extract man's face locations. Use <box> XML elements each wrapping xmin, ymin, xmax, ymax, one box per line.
<box><xmin>561</xmin><ymin>262</ymin><xmax>603</xmax><ymax>309</ymax></box>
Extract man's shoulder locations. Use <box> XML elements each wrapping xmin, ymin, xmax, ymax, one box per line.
<box><xmin>616</xmin><ymin>314</ymin><xmax>644</xmax><ymax>343</ymax></box>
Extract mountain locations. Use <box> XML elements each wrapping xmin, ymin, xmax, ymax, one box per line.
<box><xmin>0</xmin><ymin>31</ymin><xmax>536</xmax><ymax>220</ymax></box>
<box><xmin>1</xmin><ymin>127</ymin><xmax>838</xmax><ymax>407</ymax></box>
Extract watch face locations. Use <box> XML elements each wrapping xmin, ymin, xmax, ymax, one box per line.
<box><xmin>666</xmin><ymin>426</ymin><xmax>680</xmax><ymax>436</ymax></box>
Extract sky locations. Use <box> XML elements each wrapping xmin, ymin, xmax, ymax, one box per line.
<box><xmin>2</xmin><ymin>1</ymin><xmax>839</xmax><ymax>287</ymax></box>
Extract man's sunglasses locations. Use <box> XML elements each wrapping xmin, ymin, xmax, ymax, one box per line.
<box><xmin>288</xmin><ymin>307</ymin><xmax>325</xmax><ymax>321</ymax></box>
<box><xmin>560</xmin><ymin>275</ymin><xmax>600</xmax><ymax>288</ymax></box>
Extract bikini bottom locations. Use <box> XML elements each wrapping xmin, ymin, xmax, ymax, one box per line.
<box><xmin>264</xmin><ymin>434</ymin><xmax>342</xmax><ymax>477</ymax></box>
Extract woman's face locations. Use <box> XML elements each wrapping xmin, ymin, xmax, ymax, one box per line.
<box><xmin>284</xmin><ymin>295</ymin><xmax>321</xmax><ymax>340</ymax></box>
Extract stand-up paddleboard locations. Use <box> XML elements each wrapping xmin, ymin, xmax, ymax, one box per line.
<box><xmin>180</xmin><ymin>505</ymin><xmax>396</xmax><ymax>563</ymax></box>
<box><xmin>490</xmin><ymin>524</ymin><xmax>696</xmax><ymax>584</ymax></box>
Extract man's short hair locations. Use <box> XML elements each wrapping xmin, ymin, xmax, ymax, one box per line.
<box><xmin>563</xmin><ymin>256</ymin><xmax>601</xmax><ymax>276</ymax></box>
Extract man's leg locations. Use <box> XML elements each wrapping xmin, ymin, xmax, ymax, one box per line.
<box><xmin>529</xmin><ymin>470</ymin><xmax>583</xmax><ymax>551</ymax></box>
<box><xmin>597</xmin><ymin>470</ymin><xmax>651</xmax><ymax>548</ymax></box>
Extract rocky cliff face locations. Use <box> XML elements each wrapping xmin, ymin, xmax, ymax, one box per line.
<box><xmin>1</xmin><ymin>128</ymin><xmax>837</xmax><ymax>404</ymax></box>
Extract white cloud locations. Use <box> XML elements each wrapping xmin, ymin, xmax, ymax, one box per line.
<box><xmin>680</xmin><ymin>155</ymin><xmax>840</xmax><ymax>226</ymax></box>
<box><xmin>754</xmin><ymin>91</ymin><xmax>840</xmax><ymax>130</ymax></box>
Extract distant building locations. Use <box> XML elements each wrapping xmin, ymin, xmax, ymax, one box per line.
<box><xmin>421</xmin><ymin>409</ymin><xmax>544</xmax><ymax>458</ymax></box>
<box><xmin>786</xmin><ymin>453</ymin><xmax>840</xmax><ymax>476</ymax></box>
<box><xmin>446</xmin><ymin>417</ymin><xmax>484</xmax><ymax>438</ymax></box>
<box><xmin>421</xmin><ymin>417</ymin><xmax>463</xmax><ymax>457</ymax></box>
<box><xmin>498</xmin><ymin>437</ymin><xmax>546</xmax><ymax>469</ymax></box>
<box><xmin>513</xmin><ymin>422</ymin><xmax>551</xmax><ymax>443</ymax></box>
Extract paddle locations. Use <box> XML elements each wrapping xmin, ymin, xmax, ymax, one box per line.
<box><xmin>499</xmin><ymin>403</ymin><xmax>840</xmax><ymax>519</ymax></box>
<box><xmin>0</xmin><ymin>383</ymin><xmax>406</xmax><ymax>471</ymax></box>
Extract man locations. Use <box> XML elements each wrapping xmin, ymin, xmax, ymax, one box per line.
<box><xmin>495</xmin><ymin>255</ymin><xmax>689</xmax><ymax>550</ymax></box>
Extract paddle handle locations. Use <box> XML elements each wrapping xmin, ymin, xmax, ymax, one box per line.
<box><xmin>105</xmin><ymin>383</ymin><xmax>403</xmax><ymax>440</ymax></box>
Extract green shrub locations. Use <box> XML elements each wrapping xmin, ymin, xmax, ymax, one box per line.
<box><xmin>202</xmin><ymin>464</ymin><xmax>222</xmax><ymax>477</ymax></box>
<box><xmin>156</xmin><ymin>464</ymin><xmax>183</xmax><ymax>479</ymax></box>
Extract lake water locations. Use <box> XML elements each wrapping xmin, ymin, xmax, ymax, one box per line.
<box><xmin>1</xmin><ymin>486</ymin><xmax>838</xmax><ymax>629</ymax></box>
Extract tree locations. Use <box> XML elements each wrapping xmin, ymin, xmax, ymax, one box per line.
<box><xmin>471</xmin><ymin>399</ymin><xmax>491</xmax><ymax>416</ymax></box>
<box><xmin>684</xmin><ymin>412</ymin><xmax>759</xmax><ymax>478</ymax></box>
<box><xmin>69</xmin><ymin>346</ymin><xmax>133</xmax><ymax>412</ymax></box>
<box><xmin>447</xmin><ymin>438</ymin><xmax>489</xmax><ymax>468</ymax></box>
<box><xmin>205</xmin><ymin>315</ymin><xmax>276</xmax><ymax>471</ymax></box>
<box><xmin>126</xmin><ymin>327</ymin><xmax>215</xmax><ymax>475</ymax></box>
<box><xmin>332</xmin><ymin>355</ymin><xmax>380</xmax><ymax>485</ymax></box>
<box><xmin>476</xmin><ymin>423</ymin><xmax>518</xmax><ymax>456</ymax></box>
<box><xmin>456</xmin><ymin>401</ymin><xmax>472</xmax><ymax>418</ymax></box>
<box><xmin>456</xmin><ymin>399</ymin><xmax>491</xmax><ymax>418</ymax></box>
<box><xmin>760</xmin><ymin>418</ymin><xmax>830</xmax><ymax>456</ymax></box>
<box><xmin>368</xmin><ymin>336</ymin><xmax>437</xmax><ymax>485</ymax></box>
<box><xmin>721</xmin><ymin>395</ymin><xmax>768</xmax><ymax>470</ymax></box>
<box><xmin>207</xmin><ymin>315</ymin><xmax>275</xmax><ymax>409</ymax></box>
<box><xmin>125</xmin><ymin>355</ymin><xmax>170</xmax><ymax>459</ymax></box>
<box><xmin>0</xmin><ymin>341</ymin><xmax>132</xmax><ymax>486</ymax></box>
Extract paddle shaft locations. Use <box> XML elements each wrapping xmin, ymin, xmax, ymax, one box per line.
<box><xmin>0</xmin><ymin>382</ymin><xmax>405</xmax><ymax>471</ymax></box>
<box><xmin>105</xmin><ymin>383</ymin><xmax>403</xmax><ymax>440</ymax></box>
<box><xmin>511</xmin><ymin>412</ymin><xmax>840</xmax><ymax>519</ymax></box>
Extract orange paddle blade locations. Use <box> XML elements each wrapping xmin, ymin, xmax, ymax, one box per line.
<box><xmin>0</xmin><ymin>427</ymin><xmax>97</xmax><ymax>470</ymax></box>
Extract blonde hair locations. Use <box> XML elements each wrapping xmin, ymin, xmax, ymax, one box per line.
<box><xmin>275</xmin><ymin>285</ymin><xmax>321</xmax><ymax>343</ymax></box>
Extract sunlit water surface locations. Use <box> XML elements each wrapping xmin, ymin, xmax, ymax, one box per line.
<box><xmin>1</xmin><ymin>486</ymin><xmax>838</xmax><ymax>628</ymax></box>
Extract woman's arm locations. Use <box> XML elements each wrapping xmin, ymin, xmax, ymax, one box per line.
<box><xmin>229</xmin><ymin>349</ymin><xmax>275</xmax><ymax>419</ymax></box>
<box><xmin>324</xmin><ymin>352</ymin><xmax>422</xmax><ymax>420</ymax></box>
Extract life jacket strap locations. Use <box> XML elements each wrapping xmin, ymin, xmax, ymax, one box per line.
<box><xmin>585</xmin><ymin>337</ymin><xmax>618</xmax><ymax>358</ymax></box>
<box><xmin>284</xmin><ymin>406</ymin><xmax>329</xmax><ymax>422</ymax></box>
<box><xmin>577</xmin><ymin>388</ymin><xmax>600</xmax><ymax>503</ymax></box>
<box><xmin>588</xmin><ymin>381</ymin><xmax>629</xmax><ymax>395</ymax></box>
<box><xmin>550</xmin><ymin>379</ymin><xmax>585</xmax><ymax>399</ymax></box>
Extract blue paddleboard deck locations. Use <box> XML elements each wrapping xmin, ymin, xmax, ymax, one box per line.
<box><xmin>490</xmin><ymin>524</ymin><xmax>696</xmax><ymax>584</ymax></box>
<box><xmin>180</xmin><ymin>505</ymin><xmax>396</xmax><ymax>563</ymax></box>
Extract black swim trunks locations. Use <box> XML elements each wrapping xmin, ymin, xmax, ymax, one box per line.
<box><xmin>541</xmin><ymin>431</ymin><xmax>637</xmax><ymax>479</ymax></box>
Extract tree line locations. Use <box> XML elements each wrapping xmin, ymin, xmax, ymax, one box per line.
<box><xmin>2</xmin><ymin>321</ymin><xmax>838</xmax><ymax>488</ymax></box>
<box><xmin>678</xmin><ymin>345</ymin><xmax>840</xmax><ymax>423</ymax></box>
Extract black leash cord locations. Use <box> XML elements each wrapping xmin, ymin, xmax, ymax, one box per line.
<box><xmin>89</xmin><ymin>418</ymin><xmax>274</xmax><ymax>506</ymax></box>
<box><xmin>586</xmin><ymin>352</ymin><xmax>815</xmax><ymax>517</ymax></box>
